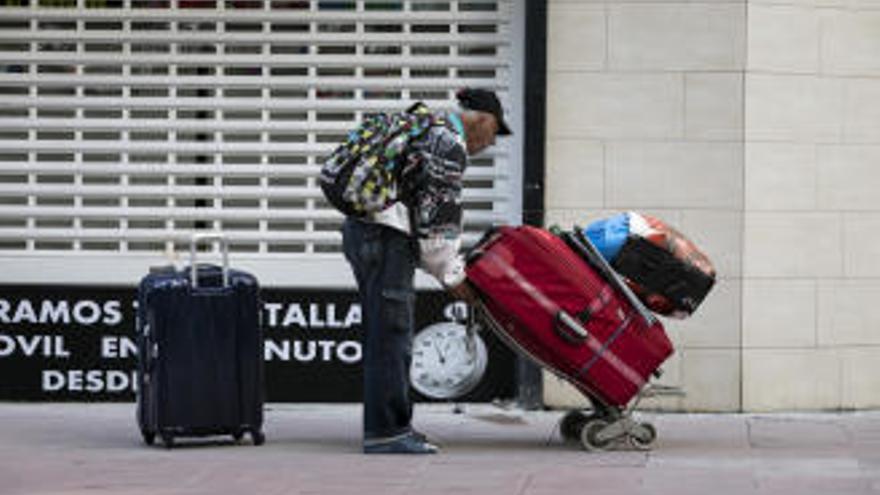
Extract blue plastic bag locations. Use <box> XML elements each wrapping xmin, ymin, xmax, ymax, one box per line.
<box><xmin>584</xmin><ymin>212</ymin><xmax>630</xmax><ymax>262</ymax></box>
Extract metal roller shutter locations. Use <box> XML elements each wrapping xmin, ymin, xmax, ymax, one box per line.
<box><xmin>0</xmin><ymin>0</ymin><xmax>524</xmax><ymax>286</ymax></box>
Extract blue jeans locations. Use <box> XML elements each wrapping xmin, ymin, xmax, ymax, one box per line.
<box><xmin>342</xmin><ymin>218</ymin><xmax>418</xmax><ymax>442</ymax></box>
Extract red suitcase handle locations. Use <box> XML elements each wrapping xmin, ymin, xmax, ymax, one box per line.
<box><xmin>555</xmin><ymin>310</ymin><xmax>590</xmax><ymax>344</ymax></box>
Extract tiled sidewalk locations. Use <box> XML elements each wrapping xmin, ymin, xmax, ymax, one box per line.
<box><xmin>0</xmin><ymin>403</ymin><xmax>878</xmax><ymax>495</ymax></box>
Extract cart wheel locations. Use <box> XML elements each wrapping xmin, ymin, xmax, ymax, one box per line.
<box><xmin>232</xmin><ymin>429</ymin><xmax>245</xmax><ymax>442</ymax></box>
<box><xmin>251</xmin><ymin>430</ymin><xmax>265</xmax><ymax>446</ymax></box>
<box><xmin>160</xmin><ymin>432</ymin><xmax>175</xmax><ymax>449</ymax></box>
<box><xmin>580</xmin><ymin>419</ymin><xmax>613</xmax><ymax>452</ymax></box>
<box><xmin>141</xmin><ymin>429</ymin><xmax>155</xmax><ymax>446</ymax></box>
<box><xmin>627</xmin><ymin>422</ymin><xmax>657</xmax><ymax>451</ymax></box>
<box><xmin>560</xmin><ymin>411</ymin><xmax>588</xmax><ymax>442</ymax></box>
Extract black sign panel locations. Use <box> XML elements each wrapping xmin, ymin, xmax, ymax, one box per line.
<box><xmin>0</xmin><ymin>285</ymin><xmax>516</xmax><ymax>402</ymax></box>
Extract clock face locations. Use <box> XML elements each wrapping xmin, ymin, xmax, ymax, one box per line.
<box><xmin>410</xmin><ymin>322</ymin><xmax>488</xmax><ymax>400</ymax></box>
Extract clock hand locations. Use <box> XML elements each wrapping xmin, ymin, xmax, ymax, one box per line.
<box><xmin>434</xmin><ymin>341</ymin><xmax>446</xmax><ymax>364</ymax></box>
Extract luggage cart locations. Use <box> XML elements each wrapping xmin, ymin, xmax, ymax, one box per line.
<box><xmin>466</xmin><ymin>226</ymin><xmax>682</xmax><ymax>452</ymax></box>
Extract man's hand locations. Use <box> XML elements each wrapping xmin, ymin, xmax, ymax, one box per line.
<box><xmin>447</xmin><ymin>279</ymin><xmax>478</xmax><ymax>304</ymax></box>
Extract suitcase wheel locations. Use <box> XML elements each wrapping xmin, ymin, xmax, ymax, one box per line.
<box><xmin>160</xmin><ymin>432</ymin><xmax>175</xmax><ymax>449</ymax></box>
<box><xmin>251</xmin><ymin>429</ymin><xmax>266</xmax><ymax>446</ymax></box>
<box><xmin>580</xmin><ymin>419</ymin><xmax>614</xmax><ymax>452</ymax></box>
<box><xmin>232</xmin><ymin>429</ymin><xmax>245</xmax><ymax>442</ymax></box>
<box><xmin>559</xmin><ymin>411</ymin><xmax>589</xmax><ymax>443</ymax></box>
<box><xmin>627</xmin><ymin>422</ymin><xmax>657</xmax><ymax>451</ymax></box>
<box><xmin>140</xmin><ymin>429</ymin><xmax>155</xmax><ymax>446</ymax></box>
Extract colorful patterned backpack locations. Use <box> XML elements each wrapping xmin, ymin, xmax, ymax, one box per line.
<box><xmin>319</xmin><ymin>102</ymin><xmax>445</xmax><ymax>217</ymax></box>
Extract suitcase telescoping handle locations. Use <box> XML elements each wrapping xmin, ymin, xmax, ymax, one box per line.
<box><xmin>568</xmin><ymin>229</ymin><xmax>657</xmax><ymax>327</ymax></box>
<box><xmin>465</xmin><ymin>226</ymin><xmax>502</xmax><ymax>265</ymax></box>
<box><xmin>189</xmin><ymin>232</ymin><xmax>230</xmax><ymax>288</ymax></box>
<box><xmin>555</xmin><ymin>310</ymin><xmax>589</xmax><ymax>344</ymax></box>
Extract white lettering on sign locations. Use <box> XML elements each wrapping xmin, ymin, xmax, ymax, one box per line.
<box><xmin>335</xmin><ymin>340</ymin><xmax>361</xmax><ymax>364</ymax></box>
<box><xmin>264</xmin><ymin>303</ymin><xmax>282</xmax><ymax>327</ymax></box>
<box><xmin>262</xmin><ymin>302</ymin><xmax>361</xmax><ymax>330</ymax></box>
<box><xmin>0</xmin><ymin>299</ymin><xmax>123</xmax><ymax>326</ymax></box>
<box><xmin>309</xmin><ymin>304</ymin><xmax>325</xmax><ymax>328</ymax></box>
<box><xmin>40</xmin><ymin>300</ymin><xmax>69</xmax><ymax>324</ymax></box>
<box><xmin>344</xmin><ymin>304</ymin><xmax>361</xmax><ymax>328</ymax></box>
<box><xmin>13</xmin><ymin>300</ymin><xmax>36</xmax><ymax>324</ymax></box>
<box><xmin>100</xmin><ymin>336</ymin><xmax>138</xmax><ymax>359</ymax></box>
<box><xmin>282</xmin><ymin>304</ymin><xmax>306</xmax><ymax>328</ymax></box>
<box><xmin>317</xmin><ymin>340</ymin><xmax>334</xmax><ymax>360</ymax></box>
<box><xmin>326</xmin><ymin>304</ymin><xmax>342</xmax><ymax>328</ymax></box>
<box><xmin>73</xmin><ymin>300</ymin><xmax>101</xmax><ymax>325</ymax></box>
<box><xmin>263</xmin><ymin>339</ymin><xmax>362</xmax><ymax>363</ymax></box>
<box><xmin>42</xmin><ymin>369</ymin><xmax>136</xmax><ymax>393</ymax></box>
<box><xmin>0</xmin><ymin>334</ymin><xmax>70</xmax><ymax>358</ymax></box>
<box><xmin>102</xmin><ymin>301</ymin><xmax>123</xmax><ymax>326</ymax></box>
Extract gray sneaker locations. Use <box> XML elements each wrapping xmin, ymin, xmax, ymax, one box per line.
<box><xmin>412</xmin><ymin>429</ymin><xmax>439</xmax><ymax>446</ymax></box>
<box><xmin>363</xmin><ymin>432</ymin><xmax>439</xmax><ymax>454</ymax></box>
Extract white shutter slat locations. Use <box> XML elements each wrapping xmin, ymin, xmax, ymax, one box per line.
<box><xmin>0</xmin><ymin>75</ymin><xmax>506</xmax><ymax>90</ymax></box>
<box><xmin>0</xmin><ymin>228</ymin><xmax>491</xmax><ymax>250</ymax></box>
<box><xmin>0</xmin><ymin>183</ymin><xmax>509</xmax><ymax>203</ymax></box>
<box><xmin>0</xmin><ymin>7</ymin><xmax>510</xmax><ymax>24</ymax></box>
<box><xmin>0</xmin><ymin>140</ymin><xmax>511</xmax><ymax>159</ymax></box>
<box><xmin>1</xmin><ymin>53</ymin><xmax>506</xmax><ymax>68</ymax></box>
<box><xmin>0</xmin><ymin>97</ymin><xmax>505</xmax><ymax>112</ymax></box>
<box><xmin>0</xmin><ymin>227</ymin><xmax>342</xmax><ymax>244</ymax></box>
<box><xmin>0</xmin><ymin>205</ymin><xmax>504</xmax><ymax>225</ymax></box>
<box><xmin>0</xmin><ymin>30</ymin><xmax>509</xmax><ymax>46</ymax></box>
<box><xmin>0</xmin><ymin>162</ymin><xmax>508</xmax><ymax>180</ymax></box>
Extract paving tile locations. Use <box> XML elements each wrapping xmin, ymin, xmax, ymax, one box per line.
<box><xmin>755</xmin><ymin>476</ymin><xmax>872</xmax><ymax>495</ymax></box>
<box><xmin>747</xmin><ymin>416</ymin><xmax>853</xmax><ymax>449</ymax></box>
<box><xmin>639</xmin><ymin>468</ymin><xmax>758</xmax><ymax>495</ymax></box>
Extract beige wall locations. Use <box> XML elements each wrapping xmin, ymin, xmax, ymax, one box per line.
<box><xmin>542</xmin><ymin>0</ymin><xmax>880</xmax><ymax>411</ymax></box>
<box><xmin>742</xmin><ymin>1</ymin><xmax>880</xmax><ymax>411</ymax></box>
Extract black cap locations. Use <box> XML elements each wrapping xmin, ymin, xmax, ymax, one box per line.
<box><xmin>456</xmin><ymin>88</ymin><xmax>512</xmax><ymax>136</ymax></box>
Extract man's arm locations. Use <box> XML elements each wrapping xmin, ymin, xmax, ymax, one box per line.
<box><xmin>405</xmin><ymin>124</ymin><xmax>470</xmax><ymax>290</ymax></box>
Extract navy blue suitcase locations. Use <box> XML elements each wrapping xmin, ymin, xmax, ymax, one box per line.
<box><xmin>136</xmin><ymin>234</ymin><xmax>265</xmax><ymax>448</ymax></box>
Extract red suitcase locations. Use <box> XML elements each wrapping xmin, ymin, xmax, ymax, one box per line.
<box><xmin>465</xmin><ymin>225</ymin><xmax>674</xmax><ymax>450</ymax></box>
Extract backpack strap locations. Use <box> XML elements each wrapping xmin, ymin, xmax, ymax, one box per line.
<box><xmin>404</xmin><ymin>101</ymin><xmax>448</xmax><ymax>137</ymax></box>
